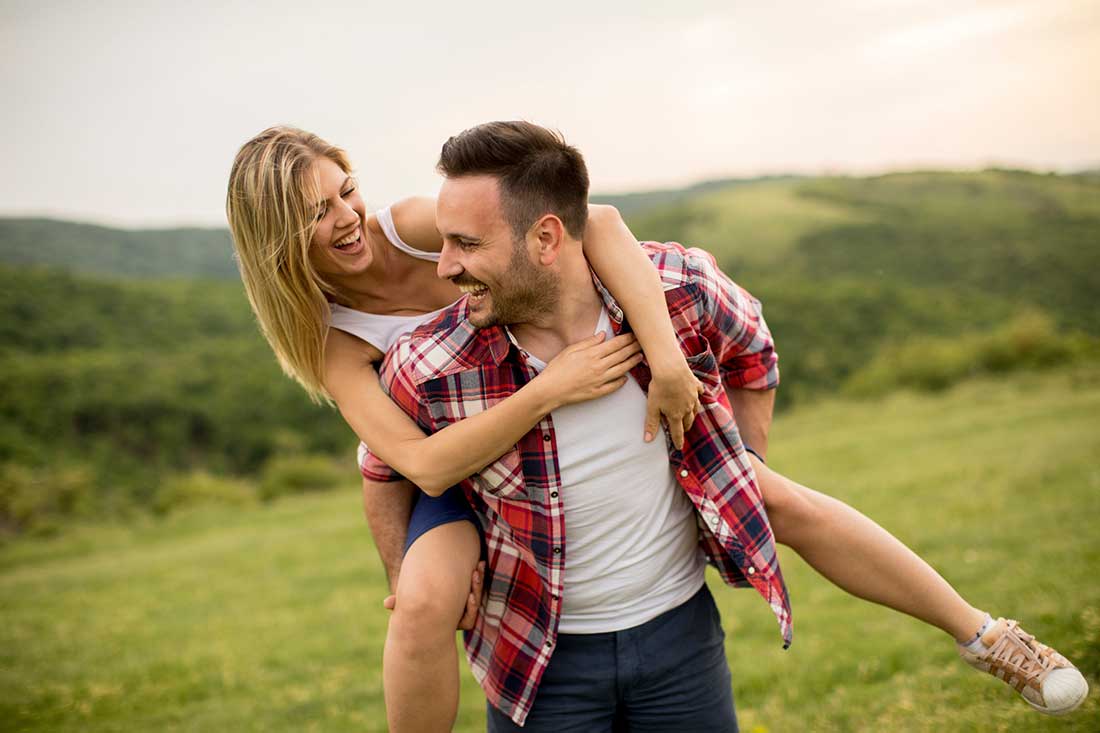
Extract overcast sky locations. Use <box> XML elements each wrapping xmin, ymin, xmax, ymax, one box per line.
<box><xmin>1</xmin><ymin>0</ymin><xmax>1097</xmax><ymax>227</ymax></box>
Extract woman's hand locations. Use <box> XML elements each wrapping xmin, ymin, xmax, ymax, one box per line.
<box><xmin>644</xmin><ymin>359</ymin><xmax>704</xmax><ymax>450</ymax></box>
<box><xmin>536</xmin><ymin>332</ymin><xmax>644</xmax><ymax>409</ymax></box>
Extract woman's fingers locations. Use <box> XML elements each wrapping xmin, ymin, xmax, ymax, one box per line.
<box><xmin>601</xmin><ymin>351</ymin><xmax>645</xmax><ymax>380</ymax></box>
<box><xmin>667</xmin><ymin>415</ymin><xmax>686</xmax><ymax>450</ymax></box>
<box><xmin>592</xmin><ymin>332</ymin><xmax>640</xmax><ymax>358</ymax></box>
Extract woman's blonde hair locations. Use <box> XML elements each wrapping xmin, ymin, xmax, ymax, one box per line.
<box><xmin>226</xmin><ymin>125</ymin><xmax>352</xmax><ymax>403</ymax></box>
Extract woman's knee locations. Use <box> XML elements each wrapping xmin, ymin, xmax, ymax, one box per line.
<box><xmin>390</xmin><ymin>521</ymin><xmax>479</xmax><ymax>642</ymax></box>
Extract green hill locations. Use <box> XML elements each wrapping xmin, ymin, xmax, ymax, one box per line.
<box><xmin>0</xmin><ymin>218</ymin><xmax>237</xmax><ymax>279</ymax></box>
<box><xmin>618</xmin><ymin>170</ymin><xmax>1100</xmax><ymax>402</ymax></box>
<box><xmin>626</xmin><ymin>170</ymin><xmax>1100</xmax><ymax>332</ymax></box>
<box><xmin>1</xmin><ymin>170</ymin><xmax>1098</xmax><ymax>530</ymax></box>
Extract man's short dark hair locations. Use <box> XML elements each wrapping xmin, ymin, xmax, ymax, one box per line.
<box><xmin>437</xmin><ymin>121</ymin><xmax>589</xmax><ymax>240</ymax></box>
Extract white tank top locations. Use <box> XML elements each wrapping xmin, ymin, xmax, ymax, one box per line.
<box><xmin>327</xmin><ymin>206</ymin><xmax>449</xmax><ymax>353</ymax></box>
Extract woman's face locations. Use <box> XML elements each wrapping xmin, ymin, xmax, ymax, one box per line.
<box><xmin>308</xmin><ymin>157</ymin><xmax>371</xmax><ymax>277</ymax></box>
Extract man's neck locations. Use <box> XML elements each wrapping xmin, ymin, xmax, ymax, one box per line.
<box><xmin>509</xmin><ymin>248</ymin><xmax>603</xmax><ymax>363</ymax></box>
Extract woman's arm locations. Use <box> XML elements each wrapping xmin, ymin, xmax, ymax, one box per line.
<box><xmin>324</xmin><ymin>328</ymin><xmax>642</xmax><ymax>495</ymax></box>
<box><xmin>583</xmin><ymin>204</ymin><xmax>703</xmax><ymax>448</ymax></box>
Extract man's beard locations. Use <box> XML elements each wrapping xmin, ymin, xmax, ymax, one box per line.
<box><xmin>469</xmin><ymin>242</ymin><xmax>559</xmax><ymax>329</ymax></box>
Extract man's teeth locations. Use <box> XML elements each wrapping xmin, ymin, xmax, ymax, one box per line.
<box><xmin>458</xmin><ymin>283</ymin><xmax>488</xmax><ymax>295</ymax></box>
<box><xmin>334</xmin><ymin>229</ymin><xmax>360</xmax><ymax>247</ymax></box>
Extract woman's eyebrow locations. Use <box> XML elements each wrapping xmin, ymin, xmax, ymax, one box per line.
<box><xmin>313</xmin><ymin>177</ymin><xmax>353</xmax><ymax>209</ymax></box>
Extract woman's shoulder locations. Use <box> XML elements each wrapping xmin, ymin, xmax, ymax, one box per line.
<box><xmin>385</xmin><ymin>196</ymin><xmax>443</xmax><ymax>254</ymax></box>
<box><xmin>326</xmin><ymin>325</ymin><xmax>385</xmax><ymax>366</ymax></box>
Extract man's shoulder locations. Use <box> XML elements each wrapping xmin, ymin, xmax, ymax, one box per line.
<box><xmin>640</xmin><ymin>240</ymin><xmax>722</xmax><ymax>292</ymax></box>
<box><xmin>383</xmin><ymin>300</ymin><xmax>493</xmax><ymax>387</ymax></box>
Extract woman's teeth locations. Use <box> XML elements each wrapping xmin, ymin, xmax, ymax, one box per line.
<box><xmin>334</xmin><ymin>229</ymin><xmax>360</xmax><ymax>249</ymax></box>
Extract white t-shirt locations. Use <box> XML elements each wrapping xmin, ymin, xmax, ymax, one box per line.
<box><xmin>519</xmin><ymin>309</ymin><xmax>706</xmax><ymax>634</ymax></box>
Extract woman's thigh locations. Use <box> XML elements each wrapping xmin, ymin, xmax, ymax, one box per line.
<box><xmin>397</xmin><ymin>517</ymin><xmax>481</xmax><ymax>620</ymax></box>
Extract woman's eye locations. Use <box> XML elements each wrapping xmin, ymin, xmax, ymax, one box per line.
<box><xmin>341</xmin><ymin>185</ymin><xmax>356</xmax><ymax>198</ymax></box>
<box><xmin>315</xmin><ymin>206</ymin><xmax>327</xmax><ymax>222</ymax></box>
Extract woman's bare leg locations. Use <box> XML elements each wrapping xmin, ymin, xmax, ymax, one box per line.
<box><xmin>383</xmin><ymin>520</ymin><xmax>480</xmax><ymax>733</ymax></box>
<box><xmin>751</xmin><ymin>455</ymin><xmax>987</xmax><ymax>641</ymax></box>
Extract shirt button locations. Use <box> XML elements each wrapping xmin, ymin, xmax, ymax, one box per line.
<box><xmin>543</xmin><ymin>435</ymin><xmax>551</xmax><ymax>442</ymax></box>
<box><xmin>553</xmin><ymin>547</ymin><xmax>562</xmax><ymax>555</ymax></box>
<box><xmin>550</xmin><ymin>491</ymin><xmax>559</xmax><ymax>499</ymax></box>
<box><xmin>746</xmin><ymin>567</ymin><xmax>756</xmax><ymax>575</ymax></box>
<box><xmin>710</xmin><ymin>516</ymin><xmax>720</xmax><ymax>526</ymax></box>
<box><xmin>545</xmin><ymin>640</ymin><xmax>553</xmax><ymax>647</ymax></box>
<box><xmin>679</xmin><ymin>469</ymin><xmax>689</xmax><ymax>478</ymax></box>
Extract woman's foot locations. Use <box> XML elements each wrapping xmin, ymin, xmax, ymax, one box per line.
<box><xmin>957</xmin><ymin>617</ymin><xmax>1088</xmax><ymax>715</ymax></box>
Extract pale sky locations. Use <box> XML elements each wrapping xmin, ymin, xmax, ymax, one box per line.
<box><xmin>1</xmin><ymin>0</ymin><xmax>1097</xmax><ymax>227</ymax></box>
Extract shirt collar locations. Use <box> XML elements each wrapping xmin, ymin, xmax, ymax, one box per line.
<box><xmin>589</xmin><ymin>267</ymin><xmax>626</xmax><ymax>327</ymax></box>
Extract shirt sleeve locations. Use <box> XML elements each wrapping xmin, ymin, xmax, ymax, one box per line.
<box><xmin>358</xmin><ymin>335</ymin><xmax>426</xmax><ymax>483</ymax></box>
<box><xmin>687</xmin><ymin>247</ymin><xmax>780</xmax><ymax>391</ymax></box>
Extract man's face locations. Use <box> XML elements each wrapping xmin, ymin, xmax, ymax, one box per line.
<box><xmin>436</xmin><ymin>175</ymin><xmax>557</xmax><ymax>328</ymax></box>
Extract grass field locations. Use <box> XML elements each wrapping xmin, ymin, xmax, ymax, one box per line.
<box><xmin>2</xmin><ymin>367</ymin><xmax>1098</xmax><ymax>732</ymax></box>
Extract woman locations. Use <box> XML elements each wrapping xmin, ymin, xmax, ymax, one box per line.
<box><xmin>226</xmin><ymin>126</ymin><xmax>1087</xmax><ymax>729</ymax></box>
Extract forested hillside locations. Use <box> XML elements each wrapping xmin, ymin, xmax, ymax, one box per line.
<box><xmin>2</xmin><ymin>170</ymin><xmax>1097</xmax><ymax>533</ymax></box>
<box><xmin>0</xmin><ymin>218</ymin><xmax>236</xmax><ymax>279</ymax></box>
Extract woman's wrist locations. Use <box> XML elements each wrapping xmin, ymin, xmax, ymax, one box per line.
<box><xmin>647</xmin><ymin>352</ymin><xmax>691</xmax><ymax>380</ymax></box>
<box><xmin>524</xmin><ymin>371</ymin><xmax>564</xmax><ymax>414</ymax></box>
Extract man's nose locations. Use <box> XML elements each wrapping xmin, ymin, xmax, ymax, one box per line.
<box><xmin>437</xmin><ymin>241</ymin><xmax>462</xmax><ymax>281</ymax></box>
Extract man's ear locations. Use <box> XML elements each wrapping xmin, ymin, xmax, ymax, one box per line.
<box><xmin>528</xmin><ymin>215</ymin><xmax>566</xmax><ymax>266</ymax></box>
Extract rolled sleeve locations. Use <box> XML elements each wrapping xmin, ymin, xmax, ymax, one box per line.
<box><xmin>360</xmin><ymin>445</ymin><xmax>403</xmax><ymax>483</ymax></box>
<box><xmin>687</xmin><ymin>247</ymin><xmax>780</xmax><ymax>391</ymax></box>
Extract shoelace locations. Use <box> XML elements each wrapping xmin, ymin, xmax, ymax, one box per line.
<box><xmin>988</xmin><ymin>619</ymin><xmax>1057</xmax><ymax>685</ymax></box>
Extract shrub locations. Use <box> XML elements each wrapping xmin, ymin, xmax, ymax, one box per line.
<box><xmin>0</xmin><ymin>463</ymin><xmax>94</xmax><ymax>535</ymax></box>
<box><xmin>845</xmin><ymin>310</ymin><xmax>1096</xmax><ymax>396</ymax></box>
<box><xmin>258</xmin><ymin>454</ymin><xmax>348</xmax><ymax>502</ymax></box>
<box><xmin>151</xmin><ymin>472</ymin><xmax>257</xmax><ymax>515</ymax></box>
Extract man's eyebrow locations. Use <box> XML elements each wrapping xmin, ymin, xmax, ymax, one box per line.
<box><xmin>444</xmin><ymin>231</ymin><xmax>481</xmax><ymax>243</ymax></box>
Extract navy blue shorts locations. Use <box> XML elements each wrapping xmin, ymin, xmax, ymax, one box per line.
<box><xmin>403</xmin><ymin>485</ymin><xmax>481</xmax><ymax>556</ymax></box>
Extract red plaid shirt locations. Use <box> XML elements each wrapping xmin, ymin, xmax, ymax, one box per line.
<box><xmin>362</xmin><ymin>241</ymin><xmax>792</xmax><ymax>726</ymax></box>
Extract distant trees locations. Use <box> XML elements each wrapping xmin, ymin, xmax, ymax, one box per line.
<box><xmin>2</xmin><ymin>169</ymin><xmax>1098</xmax><ymax>534</ymax></box>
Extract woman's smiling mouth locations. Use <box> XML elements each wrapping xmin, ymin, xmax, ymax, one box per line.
<box><xmin>332</xmin><ymin>226</ymin><xmax>364</xmax><ymax>254</ymax></box>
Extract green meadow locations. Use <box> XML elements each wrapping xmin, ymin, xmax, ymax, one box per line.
<box><xmin>3</xmin><ymin>366</ymin><xmax>1098</xmax><ymax>732</ymax></box>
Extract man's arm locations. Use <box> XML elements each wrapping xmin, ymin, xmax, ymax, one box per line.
<box><xmin>724</xmin><ymin>386</ymin><xmax>775</xmax><ymax>460</ymax></box>
<box><xmin>361</xmin><ymin>477</ymin><xmax>416</xmax><ymax>593</ymax></box>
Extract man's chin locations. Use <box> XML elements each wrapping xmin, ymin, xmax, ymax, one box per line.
<box><xmin>467</xmin><ymin>303</ymin><xmax>496</xmax><ymax>329</ymax></box>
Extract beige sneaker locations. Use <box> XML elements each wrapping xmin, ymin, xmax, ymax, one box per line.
<box><xmin>958</xmin><ymin>618</ymin><xmax>1089</xmax><ymax>715</ymax></box>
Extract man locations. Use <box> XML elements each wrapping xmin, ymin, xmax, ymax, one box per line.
<box><xmin>363</xmin><ymin>120</ymin><xmax>790</xmax><ymax>730</ymax></box>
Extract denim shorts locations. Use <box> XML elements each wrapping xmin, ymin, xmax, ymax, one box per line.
<box><xmin>487</xmin><ymin>584</ymin><xmax>738</xmax><ymax>732</ymax></box>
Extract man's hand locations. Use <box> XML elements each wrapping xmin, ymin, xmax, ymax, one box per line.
<box><xmin>645</xmin><ymin>361</ymin><xmax>704</xmax><ymax>450</ymax></box>
<box><xmin>383</xmin><ymin>561</ymin><xmax>486</xmax><ymax>631</ymax></box>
